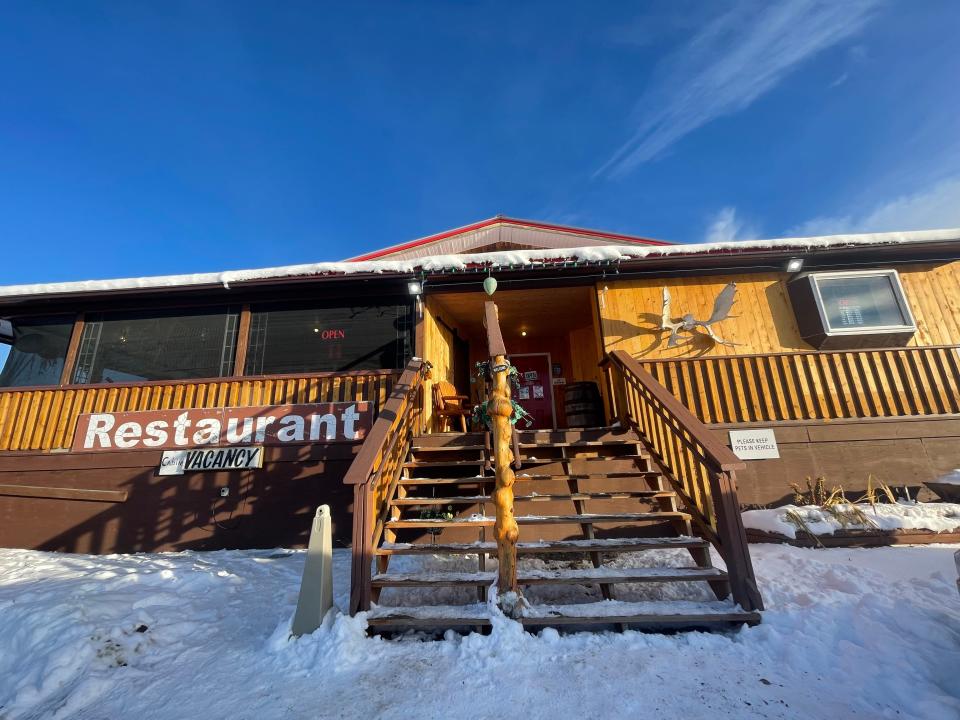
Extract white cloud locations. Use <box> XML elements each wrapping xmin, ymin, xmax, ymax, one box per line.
<box><xmin>595</xmin><ymin>0</ymin><xmax>881</xmax><ymax>180</ymax></box>
<box><xmin>704</xmin><ymin>206</ymin><xmax>756</xmax><ymax>243</ymax></box>
<box><xmin>828</xmin><ymin>72</ymin><xmax>849</xmax><ymax>88</ymax></box>
<box><xmin>790</xmin><ymin>175</ymin><xmax>960</xmax><ymax>236</ymax></box>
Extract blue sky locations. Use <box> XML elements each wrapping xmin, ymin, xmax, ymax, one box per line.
<box><xmin>0</xmin><ymin>0</ymin><xmax>958</xmax><ymax>285</ymax></box>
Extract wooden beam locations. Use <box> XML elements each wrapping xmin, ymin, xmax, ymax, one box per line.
<box><xmin>232</xmin><ymin>304</ymin><xmax>251</xmax><ymax>377</ymax></box>
<box><xmin>483</xmin><ymin>301</ymin><xmax>506</xmax><ymax>356</ymax></box>
<box><xmin>0</xmin><ymin>483</ymin><xmax>127</xmax><ymax>503</ymax></box>
<box><xmin>58</xmin><ymin>313</ymin><xmax>85</xmax><ymax>386</ymax></box>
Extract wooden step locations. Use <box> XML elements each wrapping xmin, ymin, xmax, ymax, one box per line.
<box><xmin>517</xmin><ymin>441</ymin><xmax>638</xmax><ymax>449</ymax></box>
<box><xmin>411</xmin><ymin>444</ymin><xmax>487</xmax><ymax>452</ymax></box>
<box><xmin>376</xmin><ymin>536</ymin><xmax>709</xmax><ymax>556</ymax></box>
<box><xmin>504</xmin><ymin>455</ymin><xmax>648</xmax><ymax>465</ymax></box>
<box><xmin>365</xmin><ymin>601</ymin><xmax>760</xmax><ymax>629</ymax></box>
<box><xmin>398</xmin><ymin>471</ymin><xmax>660</xmax><ymax>486</ymax></box>
<box><xmin>391</xmin><ymin>491</ymin><xmax>674</xmax><ymax>506</ymax></box>
<box><xmin>385</xmin><ymin>511</ymin><xmax>688</xmax><ymax>529</ymax></box>
<box><xmin>371</xmin><ymin>566</ymin><xmax>726</xmax><ymax>587</ymax></box>
<box><xmin>402</xmin><ymin>460</ymin><xmax>486</xmax><ymax>469</ymax></box>
<box><xmin>519</xmin><ymin>566</ymin><xmax>726</xmax><ymax>585</ymax></box>
<box><xmin>372</xmin><ymin>570</ymin><xmax>495</xmax><ymax>587</ymax></box>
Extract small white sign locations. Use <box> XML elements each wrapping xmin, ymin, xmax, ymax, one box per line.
<box><xmin>158</xmin><ymin>446</ymin><xmax>265</xmax><ymax>476</ymax></box>
<box><xmin>728</xmin><ymin>429</ymin><xmax>780</xmax><ymax>460</ymax></box>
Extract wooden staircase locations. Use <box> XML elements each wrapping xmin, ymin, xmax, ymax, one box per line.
<box><xmin>364</xmin><ymin>426</ymin><xmax>761</xmax><ymax>632</ymax></box>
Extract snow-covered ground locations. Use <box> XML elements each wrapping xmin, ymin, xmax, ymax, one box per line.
<box><xmin>743</xmin><ymin>501</ymin><xmax>960</xmax><ymax>539</ymax></box>
<box><xmin>1</xmin><ymin>544</ymin><xmax>959</xmax><ymax>720</ymax></box>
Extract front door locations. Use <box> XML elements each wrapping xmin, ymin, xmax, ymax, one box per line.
<box><xmin>510</xmin><ymin>353</ymin><xmax>555</xmax><ymax>429</ymax></box>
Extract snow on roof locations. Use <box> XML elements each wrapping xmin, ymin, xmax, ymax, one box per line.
<box><xmin>1</xmin><ymin>227</ymin><xmax>958</xmax><ymax>300</ymax></box>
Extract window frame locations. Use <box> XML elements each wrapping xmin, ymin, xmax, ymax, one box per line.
<box><xmin>242</xmin><ymin>297</ymin><xmax>414</xmax><ymax>376</ymax></box>
<box><xmin>807</xmin><ymin>269</ymin><xmax>916</xmax><ymax>337</ymax></box>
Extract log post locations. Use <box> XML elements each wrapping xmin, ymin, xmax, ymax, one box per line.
<box><xmin>484</xmin><ymin>301</ymin><xmax>522</xmax><ymax>616</ymax></box>
<box><xmin>490</xmin><ymin>352</ymin><xmax>520</xmax><ymax>611</ymax></box>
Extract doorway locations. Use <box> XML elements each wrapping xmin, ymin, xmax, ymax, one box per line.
<box><xmin>421</xmin><ymin>285</ymin><xmax>608</xmax><ymax>432</ymax></box>
<box><xmin>510</xmin><ymin>353</ymin><xmax>556</xmax><ymax>429</ymax></box>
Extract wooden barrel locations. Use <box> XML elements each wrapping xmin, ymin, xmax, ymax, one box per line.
<box><xmin>563</xmin><ymin>381</ymin><xmax>604</xmax><ymax>428</ymax></box>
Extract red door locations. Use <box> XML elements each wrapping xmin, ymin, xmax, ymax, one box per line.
<box><xmin>510</xmin><ymin>354</ymin><xmax>555</xmax><ymax>430</ymax></box>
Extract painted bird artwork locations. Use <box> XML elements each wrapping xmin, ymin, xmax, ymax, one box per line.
<box><xmin>660</xmin><ymin>282</ymin><xmax>738</xmax><ymax>347</ymax></box>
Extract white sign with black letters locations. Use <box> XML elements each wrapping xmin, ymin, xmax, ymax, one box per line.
<box><xmin>728</xmin><ymin>429</ymin><xmax>780</xmax><ymax>460</ymax></box>
<box><xmin>159</xmin><ymin>446</ymin><xmax>265</xmax><ymax>476</ymax></box>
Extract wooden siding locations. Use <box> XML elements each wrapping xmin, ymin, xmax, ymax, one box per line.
<box><xmin>640</xmin><ymin>346</ymin><xmax>960</xmax><ymax>424</ymax></box>
<box><xmin>597</xmin><ymin>262</ymin><xmax>960</xmax><ymax>359</ymax></box>
<box><xmin>0</xmin><ymin>370</ymin><xmax>398</xmax><ymax>453</ymax></box>
<box><xmin>422</xmin><ymin>297</ymin><xmax>456</xmax><ymax>431</ymax></box>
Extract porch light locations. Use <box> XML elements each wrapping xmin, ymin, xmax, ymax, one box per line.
<box><xmin>521</xmin><ymin>331</ymin><xmax>527</xmax><ymax>337</ymax></box>
<box><xmin>407</xmin><ymin>281</ymin><xmax>423</xmax><ymax>296</ymax></box>
<box><xmin>786</xmin><ymin>257</ymin><xmax>805</xmax><ymax>273</ymax></box>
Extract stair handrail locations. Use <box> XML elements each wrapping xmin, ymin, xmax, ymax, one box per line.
<box><xmin>483</xmin><ymin>300</ymin><xmax>522</xmax><ymax>614</ymax></box>
<box><xmin>345</xmin><ymin>357</ymin><xmax>428</xmax><ymax>615</ymax></box>
<box><xmin>601</xmin><ymin>349</ymin><xmax>763</xmax><ymax>612</ymax></box>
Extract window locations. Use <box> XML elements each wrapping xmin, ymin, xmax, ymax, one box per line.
<box><xmin>813</xmin><ymin>273</ymin><xmax>912</xmax><ymax>331</ymax></box>
<box><xmin>245</xmin><ymin>301</ymin><xmax>412</xmax><ymax>375</ymax></box>
<box><xmin>72</xmin><ymin>307</ymin><xmax>239</xmax><ymax>384</ymax></box>
<box><xmin>787</xmin><ymin>269</ymin><xmax>916</xmax><ymax>349</ymax></box>
<box><xmin>0</xmin><ymin>316</ymin><xmax>75</xmax><ymax>388</ymax></box>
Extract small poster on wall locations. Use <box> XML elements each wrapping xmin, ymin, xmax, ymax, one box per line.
<box><xmin>518</xmin><ymin>387</ymin><xmax>530</xmax><ymax>400</ymax></box>
<box><xmin>524</xmin><ymin>370</ymin><xmax>538</xmax><ymax>382</ymax></box>
<box><xmin>532</xmin><ymin>385</ymin><xmax>544</xmax><ymax>399</ymax></box>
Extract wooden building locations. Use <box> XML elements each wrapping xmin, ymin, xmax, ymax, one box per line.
<box><xmin>2</xmin><ymin>217</ymin><xmax>959</xmax><ymax>629</ymax></box>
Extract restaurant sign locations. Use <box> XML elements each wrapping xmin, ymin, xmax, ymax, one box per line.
<box><xmin>71</xmin><ymin>402</ymin><xmax>371</xmax><ymax>452</ymax></box>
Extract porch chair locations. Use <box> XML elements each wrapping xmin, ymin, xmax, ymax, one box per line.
<box><xmin>432</xmin><ymin>380</ymin><xmax>471</xmax><ymax>432</ymax></box>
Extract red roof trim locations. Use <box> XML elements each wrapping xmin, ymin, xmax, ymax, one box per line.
<box><xmin>344</xmin><ymin>216</ymin><xmax>671</xmax><ymax>262</ymax></box>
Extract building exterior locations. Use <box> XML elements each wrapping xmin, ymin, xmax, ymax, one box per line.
<box><xmin>1</xmin><ymin>217</ymin><xmax>959</xmax><ymax>557</ymax></box>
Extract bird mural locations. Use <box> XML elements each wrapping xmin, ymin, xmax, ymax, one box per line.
<box><xmin>660</xmin><ymin>282</ymin><xmax>738</xmax><ymax>347</ymax></box>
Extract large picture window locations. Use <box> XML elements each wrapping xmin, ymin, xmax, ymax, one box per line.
<box><xmin>0</xmin><ymin>316</ymin><xmax>75</xmax><ymax>388</ymax></box>
<box><xmin>72</xmin><ymin>307</ymin><xmax>239</xmax><ymax>384</ymax></box>
<box><xmin>245</xmin><ymin>301</ymin><xmax>412</xmax><ymax>375</ymax></box>
<box><xmin>787</xmin><ymin>269</ymin><xmax>916</xmax><ymax>349</ymax></box>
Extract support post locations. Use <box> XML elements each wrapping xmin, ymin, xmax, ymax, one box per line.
<box><xmin>483</xmin><ymin>301</ymin><xmax>522</xmax><ymax>616</ymax></box>
<box><xmin>490</xmin><ymin>351</ymin><xmax>521</xmax><ymax>614</ymax></box>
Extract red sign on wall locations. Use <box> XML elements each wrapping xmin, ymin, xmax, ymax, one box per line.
<box><xmin>70</xmin><ymin>402</ymin><xmax>371</xmax><ymax>452</ymax></box>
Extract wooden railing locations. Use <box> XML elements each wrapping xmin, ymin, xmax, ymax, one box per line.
<box><xmin>640</xmin><ymin>345</ymin><xmax>960</xmax><ymax>424</ymax></box>
<box><xmin>603</xmin><ymin>350</ymin><xmax>763</xmax><ymax>612</ymax></box>
<box><xmin>0</xmin><ymin>370</ymin><xmax>400</xmax><ymax>453</ymax></box>
<box><xmin>346</xmin><ymin>359</ymin><xmax>428</xmax><ymax>615</ymax></box>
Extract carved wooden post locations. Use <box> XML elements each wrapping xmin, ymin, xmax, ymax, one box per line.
<box><xmin>484</xmin><ymin>301</ymin><xmax>521</xmax><ymax>615</ymax></box>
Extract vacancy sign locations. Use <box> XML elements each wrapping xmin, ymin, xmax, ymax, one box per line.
<box><xmin>158</xmin><ymin>446</ymin><xmax>265</xmax><ymax>476</ymax></box>
<box><xmin>728</xmin><ymin>428</ymin><xmax>780</xmax><ymax>460</ymax></box>
<box><xmin>71</xmin><ymin>402</ymin><xmax>371</xmax><ymax>452</ymax></box>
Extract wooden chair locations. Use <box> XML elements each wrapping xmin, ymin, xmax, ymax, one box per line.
<box><xmin>432</xmin><ymin>380</ymin><xmax>471</xmax><ymax>432</ymax></box>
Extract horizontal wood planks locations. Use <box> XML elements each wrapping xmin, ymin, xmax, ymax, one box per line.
<box><xmin>0</xmin><ymin>370</ymin><xmax>398</xmax><ymax>452</ymax></box>
<box><xmin>640</xmin><ymin>346</ymin><xmax>960</xmax><ymax>423</ymax></box>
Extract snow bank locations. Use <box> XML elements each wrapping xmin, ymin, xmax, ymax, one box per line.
<box><xmin>1</xmin><ymin>227</ymin><xmax>958</xmax><ymax>299</ymax></box>
<box><xmin>2</xmin><ymin>544</ymin><xmax>959</xmax><ymax>719</ymax></box>
<box><xmin>742</xmin><ymin>501</ymin><xmax>960</xmax><ymax>539</ymax></box>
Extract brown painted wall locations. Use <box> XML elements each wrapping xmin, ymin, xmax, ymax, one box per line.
<box><xmin>0</xmin><ymin>444</ymin><xmax>360</xmax><ymax>553</ymax></box>
<box><xmin>712</xmin><ymin>417</ymin><xmax>960</xmax><ymax>507</ymax></box>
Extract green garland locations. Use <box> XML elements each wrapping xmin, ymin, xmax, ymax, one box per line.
<box><xmin>472</xmin><ymin>360</ymin><xmax>534</xmax><ymax>429</ymax></box>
